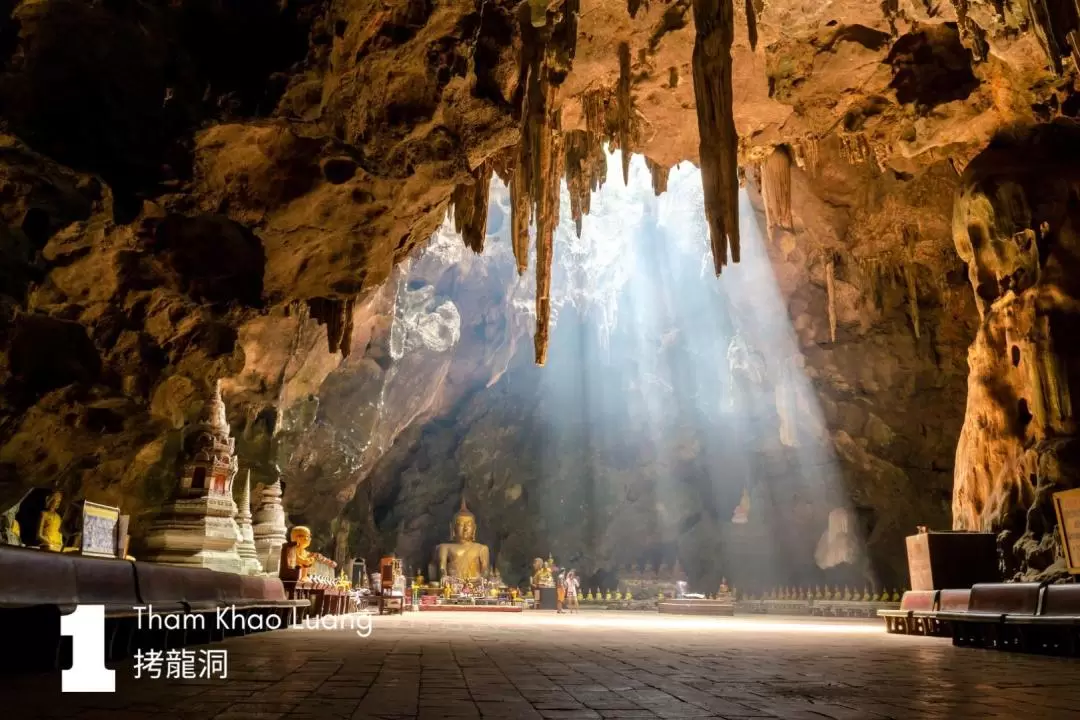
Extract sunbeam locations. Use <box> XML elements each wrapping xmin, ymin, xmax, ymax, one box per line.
<box><xmin>411</xmin><ymin>147</ymin><xmax>873</xmax><ymax>596</ymax></box>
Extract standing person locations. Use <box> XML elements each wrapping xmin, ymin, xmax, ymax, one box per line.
<box><xmin>565</xmin><ymin>570</ymin><xmax>581</xmax><ymax>614</ymax></box>
<box><xmin>556</xmin><ymin>571</ymin><xmax>566</xmax><ymax>613</ymax></box>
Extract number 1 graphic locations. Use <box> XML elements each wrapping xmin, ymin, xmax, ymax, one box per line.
<box><xmin>60</xmin><ymin>605</ymin><xmax>115</xmax><ymax>693</ymax></box>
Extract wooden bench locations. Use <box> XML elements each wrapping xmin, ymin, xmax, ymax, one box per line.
<box><xmin>912</xmin><ymin>588</ymin><xmax>970</xmax><ymax>637</ymax></box>
<box><xmin>0</xmin><ymin>547</ymin><xmax>141</xmax><ymax>667</ymax></box>
<box><xmin>1003</xmin><ymin>583</ymin><xmax>1080</xmax><ymax>654</ymax></box>
<box><xmin>879</xmin><ymin>590</ymin><xmax>937</xmax><ymax>635</ymax></box>
<box><xmin>937</xmin><ymin>582</ymin><xmax>1044</xmax><ymax>648</ymax></box>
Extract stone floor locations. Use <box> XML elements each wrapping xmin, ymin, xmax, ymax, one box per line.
<box><xmin>5</xmin><ymin>611</ymin><xmax>1080</xmax><ymax>719</ymax></box>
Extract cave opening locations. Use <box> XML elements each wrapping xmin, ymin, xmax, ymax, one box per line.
<box><xmin>367</xmin><ymin>148</ymin><xmax>872</xmax><ymax>594</ymax></box>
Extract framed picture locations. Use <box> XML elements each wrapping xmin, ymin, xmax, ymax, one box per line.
<box><xmin>81</xmin><ymin>501</ymin><xmax>121</xmax><ymax>558</ymax></box>
<box><xmin>1053</xmin><ymin>488</ymin><xmax>1080</xmax><ymax>574</ymax></box>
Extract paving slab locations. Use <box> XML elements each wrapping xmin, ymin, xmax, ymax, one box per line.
<box><xmin>4</xmin><ymin>611</ymin><xmax>1079</xmax><ymax>719</ymax></box>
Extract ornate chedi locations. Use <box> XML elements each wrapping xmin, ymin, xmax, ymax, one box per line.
<box><xmin>234</xmin><ymin>470</ymin><xmax>262</xmax><ymax>576</ymax></box>
<box><xmin>142</xmin><ymin>381</ymin><xmax>243</xmax><ymax>573</ymax></box>
<box><xmin>253</xmin><ymin>477</ymin><xmax>288</xmax><ymax>574</ymax></box>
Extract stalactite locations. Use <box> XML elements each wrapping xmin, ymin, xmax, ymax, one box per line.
<box><xmin>826</xmin><ymin>257</ymin><xmax>837</xmax><ymax>343</ymax></box>
<box><xmin>692</xmin><ymin>0</ymin><xmax>740</xmax><ymax>274</ymax></box>
<box><xmin>564</xmin><ymin>131</ymin><xmax>606</xmax><ymax>236</ymax></box>
<box><xmin>762</xmin><ymin>145</ymin><xmax>793</xmax><ymax>234</ymax></box>
<box><xmin>744</xmin><ymin>0</ymin><xmax>758</xmax><ymax>50</ymax></box>
<box><xmin>617</xmin><ymin>42</ymin><xmax>633</xmax><ymax>186</ymax></box>
<box><xmin>646</xmin><ymin>158</ymin><xmax>669</xmax><ymax>195</ymax></box>
<box><xmin>515</xmin><ymin>0</ymin><xmax>579</xmax><ymax>365</ymax></box>
<box><xmin>510</xmin><ymin>163</ymin><xmax>530</xmax><ymax>275</ymax></box>
<box><xmin>451</xmin><ymin>162</ymin><xmax>493</xmax><ymax>254</ymax></box>
<box><xmin>306</xmin><ymin>296</ymin><xmax>356</xmax><ymax>357</ymax></box>
<box><xmin>904</xmin><ymin>262</ymin><xmax>920</xmax><ymax>339</ymax></box>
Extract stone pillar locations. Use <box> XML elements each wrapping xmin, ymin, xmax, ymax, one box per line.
<box><xmin>235</xmin><ymin>470</ymin><xmax>263</xmax><ymax>576</ymax></box>
<box><xmin>142</xmin><ymin>380</ymin><xmax>243</xmax><ymax>573</ymax></box>
<box><xmin>253</xmin><ymin>478</ymin><xmax>288</xmax><ymax>574</ymax></box>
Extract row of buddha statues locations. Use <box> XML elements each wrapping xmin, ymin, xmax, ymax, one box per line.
<box><xmin>746</xmin><ymin>586</ymin><xmax>905</xmax><ymax>603</ymax></box>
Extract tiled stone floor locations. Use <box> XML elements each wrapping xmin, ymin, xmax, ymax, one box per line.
<box><xmin>6</xmin><ymin>611</ymin><xmax>1080</xmax><ymax>719</ymax></box>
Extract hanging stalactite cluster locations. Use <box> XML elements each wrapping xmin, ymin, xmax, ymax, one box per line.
<box><xmin>445</xmin><ymin>0</ymin><xmax>742</xmax><ymax>364</ymax></box>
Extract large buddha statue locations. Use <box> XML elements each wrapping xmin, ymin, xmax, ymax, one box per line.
<box><xmin>436</xmin><ymin>498</ymin><xmax>490</xmax><ymax>581</ymax></box>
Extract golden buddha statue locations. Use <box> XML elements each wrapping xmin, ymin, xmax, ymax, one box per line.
<box><xmin>279</xmin><ymin>526</ymin><xmax>315</xmax><ymax>583</ymax></box>
<box><xmin>436</xmin><ymin>498</ymin><xmax>490</xmax><ymax>581</ymax></box>
<box><xmin>37</xmin><ymin>491</ymin><xmax>65</xmax><ymax>552</ymax></box>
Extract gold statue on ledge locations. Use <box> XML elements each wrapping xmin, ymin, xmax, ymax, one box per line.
<box><xmin>37</xmin><ymin>491</ymin><xmax>66</xmax><ymax>552</ymax></box>
<box><xmin>279</xmin><ymin>526</ymin><xmax>315</xmax><ymax>583</ymax></box>
<box><xmin>436</xmin><ymin>498</ymin><xmax>490</xmax><ymax>581</ymax></box>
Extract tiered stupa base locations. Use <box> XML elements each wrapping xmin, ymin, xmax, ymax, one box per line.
<box><xmin>142</xmin><ymin>498</ymin><xmax>243</xmax><ymax>574</ymax></box>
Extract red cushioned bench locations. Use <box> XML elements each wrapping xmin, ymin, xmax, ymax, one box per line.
<box><xmin>879</xmin><ymin>590</ymin><xmax>937</xmax><ymax>635</ymax></box>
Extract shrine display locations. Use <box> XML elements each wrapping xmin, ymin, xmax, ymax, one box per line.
<box><xmin>1053</xmin><ymin>488</ymin><xmax>1080</xmax><ymax>574</ymax></box>
<box><xmin>79</xmin><ymin>501</ymin><xmax>120</xmax><ymax>558</ymax></box>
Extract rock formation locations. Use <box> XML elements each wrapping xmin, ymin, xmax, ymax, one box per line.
<box><xmin>952</xmin><ymin>121</ymin><xmax>1080</xmax><ymax>580</ymax></box>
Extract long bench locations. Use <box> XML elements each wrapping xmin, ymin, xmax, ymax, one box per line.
<box><xmin>936</xmin><ymin>582</ymin><xmax>1045</xmax><ymax>649</ymax></box>
<box><xmin>1001</xmin><ymin>584</ymin><xmax>1080</xmax><ymax>654</ymax></box>
<box><xmin>0</xmin><ymin>545</ymin><xmax>310</xmax><ymax>671</ymax></box>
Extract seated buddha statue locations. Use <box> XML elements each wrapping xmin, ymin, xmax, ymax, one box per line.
<box><xmin>436</xmin><ymin>498</ymin><xmax>490</xmax><ymax>581</ymax></box>
<box><xmin>279</xmin><ymin>526</ymin><xmax>315</xmax><ymax>583</ymax></box>
<box><xmin>37</xmin><ymin>491</ymin><xmax>66</xmax><ymax>552</ymax></box>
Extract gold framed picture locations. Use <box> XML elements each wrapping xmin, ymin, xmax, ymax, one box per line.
<box><xmin>81</xmin><ymin>501</ymin><xmax>121</xmax><ymax>558</ymax></box>
<box><xmin>1052</xmin><ymin>488</ymin><xmax>1080</xmax><ymax>574</ymax></box>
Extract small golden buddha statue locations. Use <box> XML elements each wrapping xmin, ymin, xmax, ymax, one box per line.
<box><xmin>37</xmin><ymin>491</ymin><xmax>65</xmax><ymax>552</ymax></box>
<box><xmin>279</xmin><ymin>526</ymin><xmax>315</xmax><ymax>583</ymax></box>
<box><xmin>436</xmin><ymin>498</ymin><xmax>490</xmax><ymax>581</ymax></box>
<box><xmin>605</xmin><ymin>590</ymin><xmax>613</xmax><ymax>601</ymax></box>
<box><xmin>626</xmin><ymin>591</ymin><xmax>633</xmax><ymax>601</ymax></box>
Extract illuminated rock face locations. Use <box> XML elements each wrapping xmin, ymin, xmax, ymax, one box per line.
<box><xmin>952</xmin><ymin>122</ymin><xmax>1080</xmax><ymax>580</ymax></box>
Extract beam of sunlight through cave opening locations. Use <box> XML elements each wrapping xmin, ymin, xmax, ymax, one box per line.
<box><xmin>407</xmin><ymin>147</ymin><xmax>874</xmax><ymax>594</ymax></box>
